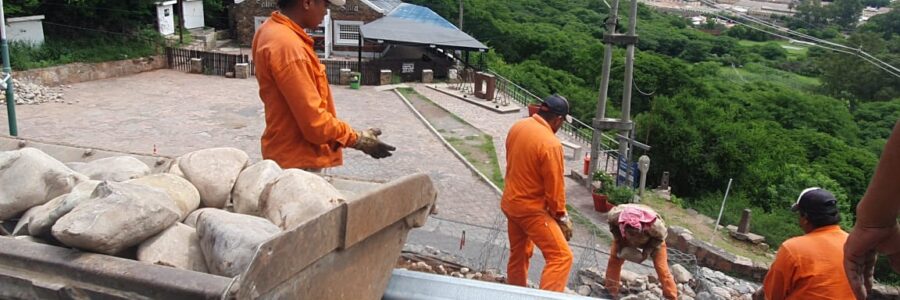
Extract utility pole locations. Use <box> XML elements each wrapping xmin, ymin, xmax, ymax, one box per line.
<box><xmin>1</xmin><ymin>0</ymin><xmax>17</xmax><ymax>136</ymax></box>
<box><xmin>177</xmin><ymin>0</ymin><xmax>185</xmax><ymax>44</ymax></box>
<box><xmin>589</xmin><ymin>0</ymin><xmax>639</xmax><ymax>183</ymax></box>
<box><xmin>458</xmin><ymin>0</ymin><xmax>464</xmax><ymax>30</ymax></box>
<box><xmin>617</xmin><ymin>0</ymin><xmax>640</xmax><ymax>173</ymax></box>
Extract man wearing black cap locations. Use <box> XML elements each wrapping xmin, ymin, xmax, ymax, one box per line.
<box><xmin>754</xmin><ymin>188</ymin><xmax>854</xmax><ymax>300</ymax></box>
<box><xmin>500</xmin><ymin>95</ymin><xmax>575</xmax><ymax>292</ymax></box>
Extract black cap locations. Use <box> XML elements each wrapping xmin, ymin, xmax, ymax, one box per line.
<box><xmin>540</xmin><ymin>94</ymin><xmax>571</xmax><ymax>121</ymax></box>
<box><xmin>791</xmin><ymin>187</ymin><xmax>839</xmax><ymax>215</ymax></box>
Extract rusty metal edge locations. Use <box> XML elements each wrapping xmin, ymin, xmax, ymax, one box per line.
<box><xmin>0</xmin><ymin>237</ymin><xmax>231</xmax><ymax>299</ymax></box>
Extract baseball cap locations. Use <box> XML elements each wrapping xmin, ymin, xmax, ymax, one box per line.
<box><xmin>791</xmin><ymin>187</ymin><xmax>838</xmax><ymax>215</ymax></box>
<box><xmin>328</xmin><ymin>0</ymin><xmax>346</xmax><ymax>5</ymax></box>
<box><xmin>540</xmin><ymin>94</ymin><xmax>572</xmax><ymax>122</ymax></box>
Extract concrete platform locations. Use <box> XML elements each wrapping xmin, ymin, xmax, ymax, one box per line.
<box><xmin>426</xmin><ymin>84</ymin><xmax>521</xmax><ymax>114</ymax></box>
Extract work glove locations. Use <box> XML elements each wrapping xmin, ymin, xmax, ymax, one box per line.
<box><xmin>351</xmin><ymin>128</ymin><xmax>396</xmax><ymax>159</ymax></box>
<box><xmin>557</xmin><ymin>216</ymin><xmax>574</xmax><ymax>241</ymax></box>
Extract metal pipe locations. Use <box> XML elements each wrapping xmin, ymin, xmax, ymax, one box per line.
<box><xmin>588</xmin><ymin>0</ymin><xmax>621</xmax><ymax>180</ymax></box>
<box><xmin>711</xmin><ymin>178</ymin><xmax>734</xmax><ymax>243</ymax></box>
<box><xmin>616</xmin><ymin>0</ymin><xmax>640</xmax><ymax>176</ymax></box>
<box><xmin>1</xmin><ymin>0</ymin><xmax>17</xmax><ymax>136</ymax></box>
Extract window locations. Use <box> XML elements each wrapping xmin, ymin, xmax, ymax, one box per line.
<box><xmin>334</xmin><ymin>20</ymin><xmax>363</xmax><ymax>46</ymax></box>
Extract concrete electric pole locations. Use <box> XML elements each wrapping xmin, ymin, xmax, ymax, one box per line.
<box><xmin>459</xmin><ymin>0</ymin><xmax>464</xmax><ymax>30</ymax></box>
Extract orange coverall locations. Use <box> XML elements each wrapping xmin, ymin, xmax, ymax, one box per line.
<box><xmin>763</xmin><ymin>225</ymin><xmax>854</xmax><ymax>300</ymax></box>
<box><xmin>252</xmin><ymin>12</ymin><xmax>358</xmax><ymax>169</ymax></box>
<box><xmin>500</xmin><ymin>114</ymin><xmax>573</xmax><ymax>292</ymax></box>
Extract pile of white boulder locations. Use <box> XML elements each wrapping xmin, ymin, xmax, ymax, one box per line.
<box><xmin>0</xmin><ymin>147</ymin><xmax>345</xmax><ymax>277</ymax></box>
<box><xmin>575</xmin><ymin>265</ymin><xmax>761</xmax><ymax>300</ymax></box>
<box><xmin>0</xmin><ymin>79</ymin><xmax>68</xmax><ymax>105</ymax></box>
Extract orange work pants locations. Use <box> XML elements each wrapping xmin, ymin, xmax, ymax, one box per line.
<box><xmin>605</xmin><ymin>240</ymin><xmax>678</xmax><ymax>300</ymax></box>
<box><xmin>505</xmin><ymin>212</ymin><xmax>574</xmax><ymax>292</ymax></box>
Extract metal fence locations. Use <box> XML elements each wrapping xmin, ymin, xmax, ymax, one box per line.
<box><xmin>321</xmin><ymin>59</ymin><xmax>379</xmax><ymax>86</ymax></box>
<box><xmin>165</xmin><ymin>47</ymin><xmax>251</xmax><ymax>77</ymax></box>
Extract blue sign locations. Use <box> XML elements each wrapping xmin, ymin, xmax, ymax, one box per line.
<box><xmin>616</xmin><ymin>158</ymin><xmax>639</xmax><ymax>188</ymax></box>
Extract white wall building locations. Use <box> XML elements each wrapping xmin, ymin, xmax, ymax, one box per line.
<box><xmin>5</xmin><ymin>15</ymin><xmax>45</xmax><ymax>45</ymax></box>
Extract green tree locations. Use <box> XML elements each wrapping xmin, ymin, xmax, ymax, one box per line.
<box><xmin>828</xmin><ymin>0</ymin><xmax>864</xmax><ymax>28</ymax></box>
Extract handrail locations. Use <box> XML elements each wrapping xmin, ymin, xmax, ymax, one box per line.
<box><xmin>484</xmin><ymin>69</ymin><xmax>618</xmax><ymax>151</ymax></box>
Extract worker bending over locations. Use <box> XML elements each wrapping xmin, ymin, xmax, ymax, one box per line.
<box><xmin>252</xmin><ymin>0</ymin><xmax>394</xmax><ymax>171</ymax></box>
<box><xmin>754</xmin><ymin>188</ymin><xmax>854</xmax><ymax>300</ymax></box>
<box><xmin>605</xmin><ymin>203</ymin><xmax>677</xmax><ymax>300</ymax></box>
<box><xmin>501</xmin><ymin>95</ymin><xmax>574</xmax><ymax>292</ymax></box>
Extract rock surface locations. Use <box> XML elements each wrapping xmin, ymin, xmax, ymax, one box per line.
<box><xmin>0</xmin><ymin>148</ymin><xmax>86</xmax><ymax>220</ymax></box>
<box><xmin>137</xmin><ymin>223</ymin><xmax>207</xmax><ymax>272</ymax></box>
<box><xmin>0</xmin><ymin>79</ymin><xmax>66</xmax><ymax>106</ymax></box>
<box><xmin>27</xmin><ymin>180</ymin><xmax>102</xmax><ymax>237</ymax></box>
<box><xmin>232</xmin><ymin>160</ymin><xmax>282</xmax><ymax>216</ymax></box>
<box><xmin>52</xmin><ymin>181</ymin><xmax>180</xmax><ymax>254</ymax></box>
<box><xmin>128</xmin><ymin>173</ymin><xmax>200</xmax><ymax>220</ymax></box>
<box><xmin>196</xmin><ymin>209</ymin><xmax>280</xmax><ymax>277</ymax></box>
<box><xmin>178</xmin><ymin>148</ymin><xmax>249</xmax><ymax>208</ymax></box>
<box><xmin>70</xmin><ymin>156</ymin><xmax>150</xmax><ymax>182</ymax></box>
<box><xmin>260</xmin><ymin>169</ymin><xmax>344</xmax><ymax>229</ymax></box>
<box><xmin>183</xmin><ymin>208</ymin><xmax>218</xmax><ymax>228</ymax></box>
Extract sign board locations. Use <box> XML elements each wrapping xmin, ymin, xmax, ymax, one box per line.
<box><xmin>402</xmin><ymin>63</ymin><xmax>415</xmax><ymax>74</ymax></box>
<box><xmin>617</xmin><ymin>158</ymin><xmax>639</xmax><ymax>187</ymax></box>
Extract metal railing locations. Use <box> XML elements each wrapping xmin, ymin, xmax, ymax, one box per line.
<box><xmin>485</xmin><ymin>69</ymin><xmax>618</xmax><ymax>151</ymax></box>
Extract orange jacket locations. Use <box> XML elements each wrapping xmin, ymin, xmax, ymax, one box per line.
<box><xmin>763</xmin><ymin>225</ymin><xmax>854</xmax><ymax>300</ymax></box>
<box><xmin>501</xmin><ymin>115</ymin><xmax>567</xmax><ymax>218</ymax></box>
<box><xmin>252</xmin><ymin>12</ymin><xmax>358</xmax><ymax>169</ymax></box>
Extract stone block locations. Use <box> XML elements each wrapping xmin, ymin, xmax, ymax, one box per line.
<box><xmin>235</xmin><ymin>63</ymin><xmax>250</xmax><ymax>79</ymax></box>
<box><xmin>339</xmin><ymin>68</ymin><xmax>352</xmax><ymax>85</ymax></box>
<box><xmin>730</xmin><ymin>231</ymin><xmax>766</xmax><ymax>244</ymax></box>
<box><xmin>726</xmin><ymin>225</ymin><xmax>738</xmax><ymax>233</ymax></box>
<box><xmin>737</xmin><ymin>209</ymin><xmax>752</xmax><ymax>233</ymax></box>
<box><xmin>422</xmin><ymin>69</ymin><xmax>434</xmax><ymax>83</ymax></box>
<box><xmin>190</xmin><ymin>58</ymin><xmax>203</xmax><ymax>74</ymax></box>
<box><xmin>379</xmin><ymin>69</ymin><xmax>392</xmax><ymax>85</ymax></box>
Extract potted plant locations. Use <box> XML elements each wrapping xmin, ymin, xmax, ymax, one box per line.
<box><xmin>592</xmin><ymin>172</ymin><xmax>616</xmax><ymax>212</ymax></box>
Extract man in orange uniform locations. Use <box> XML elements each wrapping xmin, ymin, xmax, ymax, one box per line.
<box><xmin>753</xmin><ymin>188</ymin><xmax>854</xmax><ymax>300</ymax></box>
<box><xmin>252</xmin><ymin>0</ymin><xmax>394</xmax><ymax>170</ymax></box>
<box><xmin>501</xmin><ymin>95</ymin><xmax>574</xmax><ymax>292</ymax></box>
<box><xmin>605</xmin><ymin>204</ymin><xmax>677</xmax><ymax>300</ymax></box>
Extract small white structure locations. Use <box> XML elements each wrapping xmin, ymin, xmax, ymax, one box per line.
<box><xmin>182</xmin><ymin>0</ymin><xmax>205</xmax><ymax>30</ymax></box>
<box><xmin>5</xmin><ymin>15</ymin><xmax>45</xmax><ymax>45</ymax></box>
<box><xmin>156</xmin><ymin>1</ymin><xmax>177</xmax><ymax>36</ymax></box>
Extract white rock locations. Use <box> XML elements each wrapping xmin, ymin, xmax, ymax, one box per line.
<box><xmin>71</xmin><ymin>156</ymin><xmax>151</xmax><ymax>182</ymax></box>
<box><xmin>460</xmin><ymin>267</ymin><xmax>470</xmax><ymax>274</ymax></box>
<box><xmin>28</xmin><ymin>180</ymin><xmax>101</xmax><ymax>237</ymax></box>
<box><xmin>618</xmin><ymin>246</ymin><xmax>644</xmax><ymax>263</ymax></box>
<box><xmin>183</xmin><ymin>208</ymin><xmax>219</xmax><ymax>228</ymax></box>
<box><xmin>179</xmin><ymin>148</ymin><xmax>249</xmax><ymax>208</ymax></box>
<box><xmin>0</xmin><ymin>148</ymin><xmax>86</xmax><ymax>220</ymax></box>
<box><xmin>137</xmin><ymin>223</ymin><xmax>207</xmax><ymax>272</ymax></box>
<box><xmin>696</xmin><ymin>292</ymin><xmax>714</xmax><ymax>300</ymax></box>
<box><xmin>679</xmin><ymin>296</ymin><xmax>695</xmax><ymax>300</ymax></box>
<box><xmin>52</xmin><ymin>181</ymin><xmax>180</xmax><ymax>254</ymax></box>
<box><xmin>710</xmin><ymin>287</ymin><xmax>731</xmax><ymax>299</ymax></box>
<box><xmin>620</xmin><ymin>269</ymin><xmax>642</xmax><ymax>284</ymax></box>
<box><xmin>196</xmin><ymin>209</ymin><xmax>280</xmax><ymax>277</ymax></box>
<box><xmin>13</xmin><ymin>198</ymin><xmax>51</xmax><ymax>235</ymax></box>
<box><xmin>671</xmin><ymin>264</ymin><xmax>693</xmax><ymax>284</ymax></box>
<box><xmin>128</xmin><ymin>173</ymin><xmax>200</xmax><ymax>220</ymax></box>
<box><xmin>577</xmin><ymin>285</ymin><xmax>592</xmax><ymax>296</ymax></box>
<box><xmin>260</xmin><ymin>169</ymin><xmax>344</xmax><ymax>229</ymax></box>
<box><xmin>684</xmin><ymin>284</ymin><xmax>696</xmax><ymax>297</ymax></box>
<box><xmin>168</xmin><ymin>157</ymin><xmax>185</xmax><ymax>177</ymax></box>
<box><xmin>232</xmin><ymin>160</ymin><xmax>282</xmax><ymax>216</ymax></box>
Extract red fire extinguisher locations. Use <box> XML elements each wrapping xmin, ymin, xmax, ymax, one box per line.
<box><xmin>583</xmin><ymin>154</ymin><xmax>591</xmax><ymax>175</ymax></box>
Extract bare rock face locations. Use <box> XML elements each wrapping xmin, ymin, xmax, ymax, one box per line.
<box><xmin>618</xmin><ymin>246</ymin><xmax>645</xmax><ymax>263</ymax></box>
<box><xmin>137</xmin><ymin>223</ymin><xmax>208</xmax><ymax>272</ymax></box>
<box><xmin>52</xmin><ymin>181</ymin><xmax>180</xmax><ymax>255</ymax></box>
<box><xmin>0</xmin><ymin>148</ymin><xmax>86</xmax><ymax>220</ymax></box>
<box><xmin>260</xmin><ymin>169</ymin><xmax>344</xmax><ymax>230</ymax></box>
<box><xmin>168</xmin><ymin>157</ymin><xmax>185</xmax><ymax>178</ymax></box>
<box><xmin>232</xmin><ymin>160</ymin><xmax>282</xmax><ymax>216</ymax></box>
<box><xmin>70</xmin><ymin>156</ymin><xmax>151</xmax><ymax>182</ymax></box>
<box><xmin>27</xmin><ymin>180</ymin><xmax>102</xmax><ymax>237</ymax></box>
<box><xmin>128</xmin><ymin>173</ymin><xmax>201</xmax><ymax>220</ymax></box>
<box><xmin>178</xmin><ymin>148</ymin><xmax>249</xmax><ymax>208</ymax></box>
<box><xmin>195</xmin><ymin>209</ymin><xmax>280</xmax><ymax>277</ymax></box>
<box><xmin>671</xmin><ymin>264</ymin><xmax>693</xmax><ymax>284</ymax></box>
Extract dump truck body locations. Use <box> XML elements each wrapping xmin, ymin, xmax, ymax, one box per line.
<box><xmin>0</xmin><ymin>136</ymin><xmax>437</xmax><ymax>299</ymax></box>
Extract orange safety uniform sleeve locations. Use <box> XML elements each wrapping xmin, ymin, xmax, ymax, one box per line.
<box><xmin>272</xmin><ymin>59</ymin><xmax>357</xmax><ymax>147</ymax></box>
<box><xmin>541</xmin><ymin>140</ymin><xmax>567</xmax><ymax>218</ymax></box>
<box><xmin>764</xmin><ymin>244</ymin><xmax>797</xmax><ymax>300</ymax></box>
<box><xmin>252</xmin><ymin>12</ymin><xmax>358</xmax><ymax>169</ymax></box>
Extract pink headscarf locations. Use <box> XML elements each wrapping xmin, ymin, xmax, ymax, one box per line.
<box><xmin>618</xmin><ymin>206</ymin><xmax>658</xmax><ymax>237</ymax></box>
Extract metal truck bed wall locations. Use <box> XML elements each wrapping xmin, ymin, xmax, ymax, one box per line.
<box><xmin>385</xmin><ymin>270</ymin><xmax>604</xmax><ymax>300</ymax></box>
<box><xmin>0</xmin><ymin>136</ymin><xmax>437</xmax><ymax>299</ymax></box>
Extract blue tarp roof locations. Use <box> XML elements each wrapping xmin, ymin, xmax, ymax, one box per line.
<box><xmin>360</xmin><ymin>3</ymin><xmax>488</xmax><ymax>51</ymax></box>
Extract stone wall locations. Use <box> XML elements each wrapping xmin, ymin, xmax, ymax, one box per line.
<box><xmin>231</xmin><ymin>1</ymin><xmax>275</xmax><ymax>46</ymax></box>
<box><xmin>13</xmin><ymin>56</ymin><xmax>167</xmax><ymax>87</ymax></box>
<box><xmin>666</xmin><ymin>226</ymin><xmax>770</xmax><ymax>281</ymax></box>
